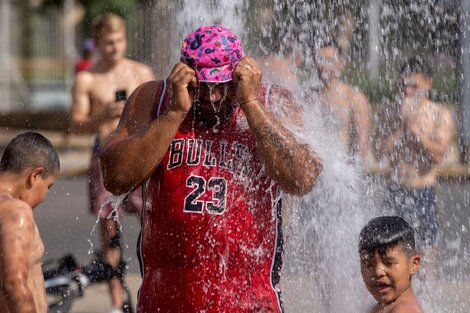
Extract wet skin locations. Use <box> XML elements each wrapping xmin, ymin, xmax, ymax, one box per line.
<box><xmin>0</xmin><ymin>168</ymin><xmax>56</xmax><ymax>313</ymax></box>
<box><xmin>360</xmin><ymin>244</ymin><xmax>422</xmax><ymax>312</ymax></box>
<box><xmin>373</xmin><ymin>71</ymin><xmax>455</xmax><ymax>188</ymax></box>
<box><xmin>315</xmin><ymin>45</ymin><xmax>370</xmax><ymax>161</ymax></box>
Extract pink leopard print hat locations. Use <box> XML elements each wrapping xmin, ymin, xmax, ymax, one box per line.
<box><xmin>180</xmin><ymin>25</ymin><xmax>245</xmax><ymax>83</ymax></box>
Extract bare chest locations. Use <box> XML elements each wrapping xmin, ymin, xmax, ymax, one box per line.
<box><xmin>88</xmin><ymin>74</ymin><xmax>139</xmax><ymax>106</ymax></box>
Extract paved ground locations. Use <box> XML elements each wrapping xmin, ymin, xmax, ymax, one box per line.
<box><xmin>1</xmin><ymin>129</ymin><xmax>470</xmax><ymax>312</ymax></box>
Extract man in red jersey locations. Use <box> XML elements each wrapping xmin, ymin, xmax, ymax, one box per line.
<box><xmin>100</xmin><ymin>25</ymin><xmax>323</xmax><ymax>312</ymax></box>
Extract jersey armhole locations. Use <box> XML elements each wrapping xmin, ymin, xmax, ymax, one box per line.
<box><xmin>151</xmin><ymin>80</ymin><xmax>168</xmax><ymax>120</ymax></box>
<box><xmin>258</xmin><ymin>83</ymin><xmax>272</xmax><ymax>110</ymax></box>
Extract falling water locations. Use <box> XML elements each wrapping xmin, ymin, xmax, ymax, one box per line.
<box><xmin>167</xmin><ymin>0</ymin><xmax>469</xmax><ymax>312</ymax></box>
<box><xmin>87</xmin><ymin>193</ymin><xmax>128</xmax><ymax>255</ymax></box>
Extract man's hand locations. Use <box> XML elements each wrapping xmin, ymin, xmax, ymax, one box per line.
<box><xmin>167</xmin><ymin>62</ymin><xmax>198</xmax><ymax>114</ymax></box>
<box><xmin>233</xmin><ymin>57</ymin><xmax>262</xmax><ymax>106</ymax></box>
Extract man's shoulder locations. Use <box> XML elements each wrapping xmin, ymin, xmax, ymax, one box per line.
<box><xmin>74</xmin><ymin>69</ymin><xmax>95</xmax><ymax>85</ymax></box>
<box><xmin>431</xmin><ymin>100</ymin><xmax>453</xmax><ymax>114</ymax></box>
<box><xmin>124</xmin><ymin>58</ymin><xmax>152</xmax><ymax>72</ymax></box>
<box><xmin>128</xmin><ymin>80</ymin><xmax>164</xmax><ymax>106</ymax></box>
<box><xmin>341</xmin><ymin>82</ymin><xmax>368</xmax><ymax>101</ymax></box>
<box><xmin>425</xmin><ymin>100</ymin><xmax>454</xmax><ymax>122</ymax></box>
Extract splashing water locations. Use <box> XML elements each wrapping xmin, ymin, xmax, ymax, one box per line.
<box><xmin>87</xmin><ymin>193</ymin><xmax>127</xmax><ymax>255</ymax></box>
<box><xmin>172</xmin><ymin>1</ymin><xmax>469</xmax><ymax>312</ymax></box>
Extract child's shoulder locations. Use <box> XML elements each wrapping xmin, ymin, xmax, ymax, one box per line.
<box><xmin>389</xmin><ymin>299</ymin><xmax>424</xmax><ymax>313</ymax></box>
<box><xmin>0</xmin><ymin>196</ymin><xmax>33</xmax><ymax>221</ymax></box>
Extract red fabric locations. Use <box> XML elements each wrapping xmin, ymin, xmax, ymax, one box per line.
<box><xmin>75</xmin><ymin>59</ymin><xmax>93</xmax><ymax>73</ymax></box>
<box><xmin>137</xmin><ymin>84</ymin><xmax>283</xmax><ymax>312</ymax></box>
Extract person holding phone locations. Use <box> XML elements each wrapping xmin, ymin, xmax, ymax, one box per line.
<box><xmin>69</xmin><ymin>13</ymin><xmax>154</xmax><ymax>313</ymax></box>
<box><xmin>100</xmin><ymin>25</ymin><xmax>323</xmax><ymax>312</ymax></box>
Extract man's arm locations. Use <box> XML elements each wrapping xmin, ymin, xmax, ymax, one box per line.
<box><xmin>100</xmin><ymin>63</ymin><xmax>197</xmax><ymax>195</ymax></box>
<box><xmin>0</xmin><ymin>203</ymin><xmax>36</xmax><ymax>313</ymax></box>
<box><xmin>234</xmin><ymin>58</ymin><xmax>322</xmax><ymax>196</ymax></box>
<box><xmin>70</xmin><ymin>72</ymin><xmax>97</xmax><ymax>134</ymax></box>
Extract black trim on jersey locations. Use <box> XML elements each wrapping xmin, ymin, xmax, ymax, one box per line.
<box><xmin>155</xmin><ymin>80</ymin><xmax>167</xmax><ymax>118</ymax></box>
<box><xmin>137</xmin><ymin>181</ymin><xmax>147</xmax><ymax>279</ymax></box>
<box><xmin>271</xmin><ymin>198</ymin><xmax>285</xmax><ymax>312</ymax></box>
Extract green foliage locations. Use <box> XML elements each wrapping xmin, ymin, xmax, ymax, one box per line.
<box><xmin>342</xmin><ymin>66</ymin><xmax>399</xmax><ymax>105</ymax></box>
<box><xmin>431</xmin><ymin>67</ymin><xmax>459</xmax><ymax>104</ymax></box>
<box><xmin>40</xmin><ymin>0</ymin><xmax>137</xmax><ymax>38</ymax></box>
<box><xmin>342</xmin><ymin>65</ymin><xmax>459</xmax><ymax>106</ymax></box>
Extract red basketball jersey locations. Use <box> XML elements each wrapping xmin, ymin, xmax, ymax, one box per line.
<box><xmin>137</xmin><ymin>81</ymin><xmax>284</xmax><ymax>313</ymax></box>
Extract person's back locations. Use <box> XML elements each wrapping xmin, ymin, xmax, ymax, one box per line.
<box><xmin>359</xmin><ymin>216</ymin><xmax>424</xmax><ymax>313</ymax></box>
<box><xmin>0</xmin><ymin>132</ymin><xmax>60</xmax><ymax>313</ymax></box>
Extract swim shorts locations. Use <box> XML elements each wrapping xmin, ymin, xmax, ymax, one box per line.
<box><xmin>386</xmin><ymin>185</ymin><xmax>438</xmax><ymax>248</ymax></box>
<box><xmin>89</xmin><ymin>143</ymin><xmax>142</xmax><ymax>219</ymax></box>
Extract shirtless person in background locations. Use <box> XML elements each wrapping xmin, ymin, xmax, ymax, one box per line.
<box><xmin>0</xmin><ymin>132</ymin><xmax>60</xmax><ymax>313</ymax></box>
<box><xmin>373</xmin><ymin>56</ymin><xmax>454</xmax><ymax>296</ymax></box>
<box><xmin>70</xmin><ymin>13</ymin><xmax>154</xmax><ymax>313</ymax></box>
<box><xmin>373</xmin><ymin>56</ymin><xmax>454</xmax><ymax>248</ymax></box>
<box><xmin>315</xmin><ymin>42</ymin><xmax>370</xmax><ymax>163</ymax></box>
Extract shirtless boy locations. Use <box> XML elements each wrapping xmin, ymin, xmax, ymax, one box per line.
<box><xmin>373</xmin><ymin>56</ymin><xmax>454</xmax><ymax>255</ymax></box>
<box><xmin>315</xmin><ymin>42</ymin><xmax>370</xmax><ymax>163</ymax></box>
<box><xmin>69</xmin><ymin>13</ymin><xmax>155</xmax><ymax>313</ymax></box>
<box><xmin>359</xmin><ymin>216</ymin><xmax>423</xmax><ymax>313</ymax></box>
<box><xmin>0</xmin><ymin>132</ymin><xmax>60</xmax><ymax>313</ymax></box>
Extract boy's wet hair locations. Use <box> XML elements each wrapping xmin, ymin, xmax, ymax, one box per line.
<box><xmin>0</xmin><ymin>132</ymin><xmax>60</xmax><ymax>178</ymax></box>
<box><xmin>359</xmin><ymin>216</ymin><xmax>416</xmax><ymax>256</ymax></box>
<box><xmin>400</xmin><ymin>56</ymin><xmax>431</xmax><ymax>77</ymax></box>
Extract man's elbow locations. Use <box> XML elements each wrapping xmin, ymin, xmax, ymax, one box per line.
<box><xmin>101</xmin><ymin>164</ymin><xmax>128</xmax><ymax>195</ymax></box>
<box><xmin>289</xmin><ymin>159</ymin><xmax>323</xmax><ymax>196</ymax></box>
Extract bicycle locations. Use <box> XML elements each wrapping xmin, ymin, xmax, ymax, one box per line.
<box><xmin>43</xmin><ymin>252</ymin><xmax>134</xmax><ymax>313</ymax></box>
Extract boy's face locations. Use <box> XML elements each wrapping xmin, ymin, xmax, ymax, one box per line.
<box><xmin>360</xmin><ymin>244</ymin><xmax>420</xmax><ymax>305</ymax></box>
<box><xmin>401</xmin><ymin>72</ymin><xmax>432</xmax><ymax>98</ymax></box>
<box><xmin>27</xmin><ymin>174</ymin><xmax>56</xmax><ymax>209</ymax></box>
<box><xmin>315</xmin><ymin>46</ymin><xmax>344</xmax><ymax>85</ymax></box>
<box><xmin>96</xmin><ymin>29</ymin><xmax>127</xmax><ymax>63</ymax></box>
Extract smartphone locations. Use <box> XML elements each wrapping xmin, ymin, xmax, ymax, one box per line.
<box><xmin>115</xmin><ymin>89</ymin><xmax>127</xmax><ymax>102</ymax></box>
